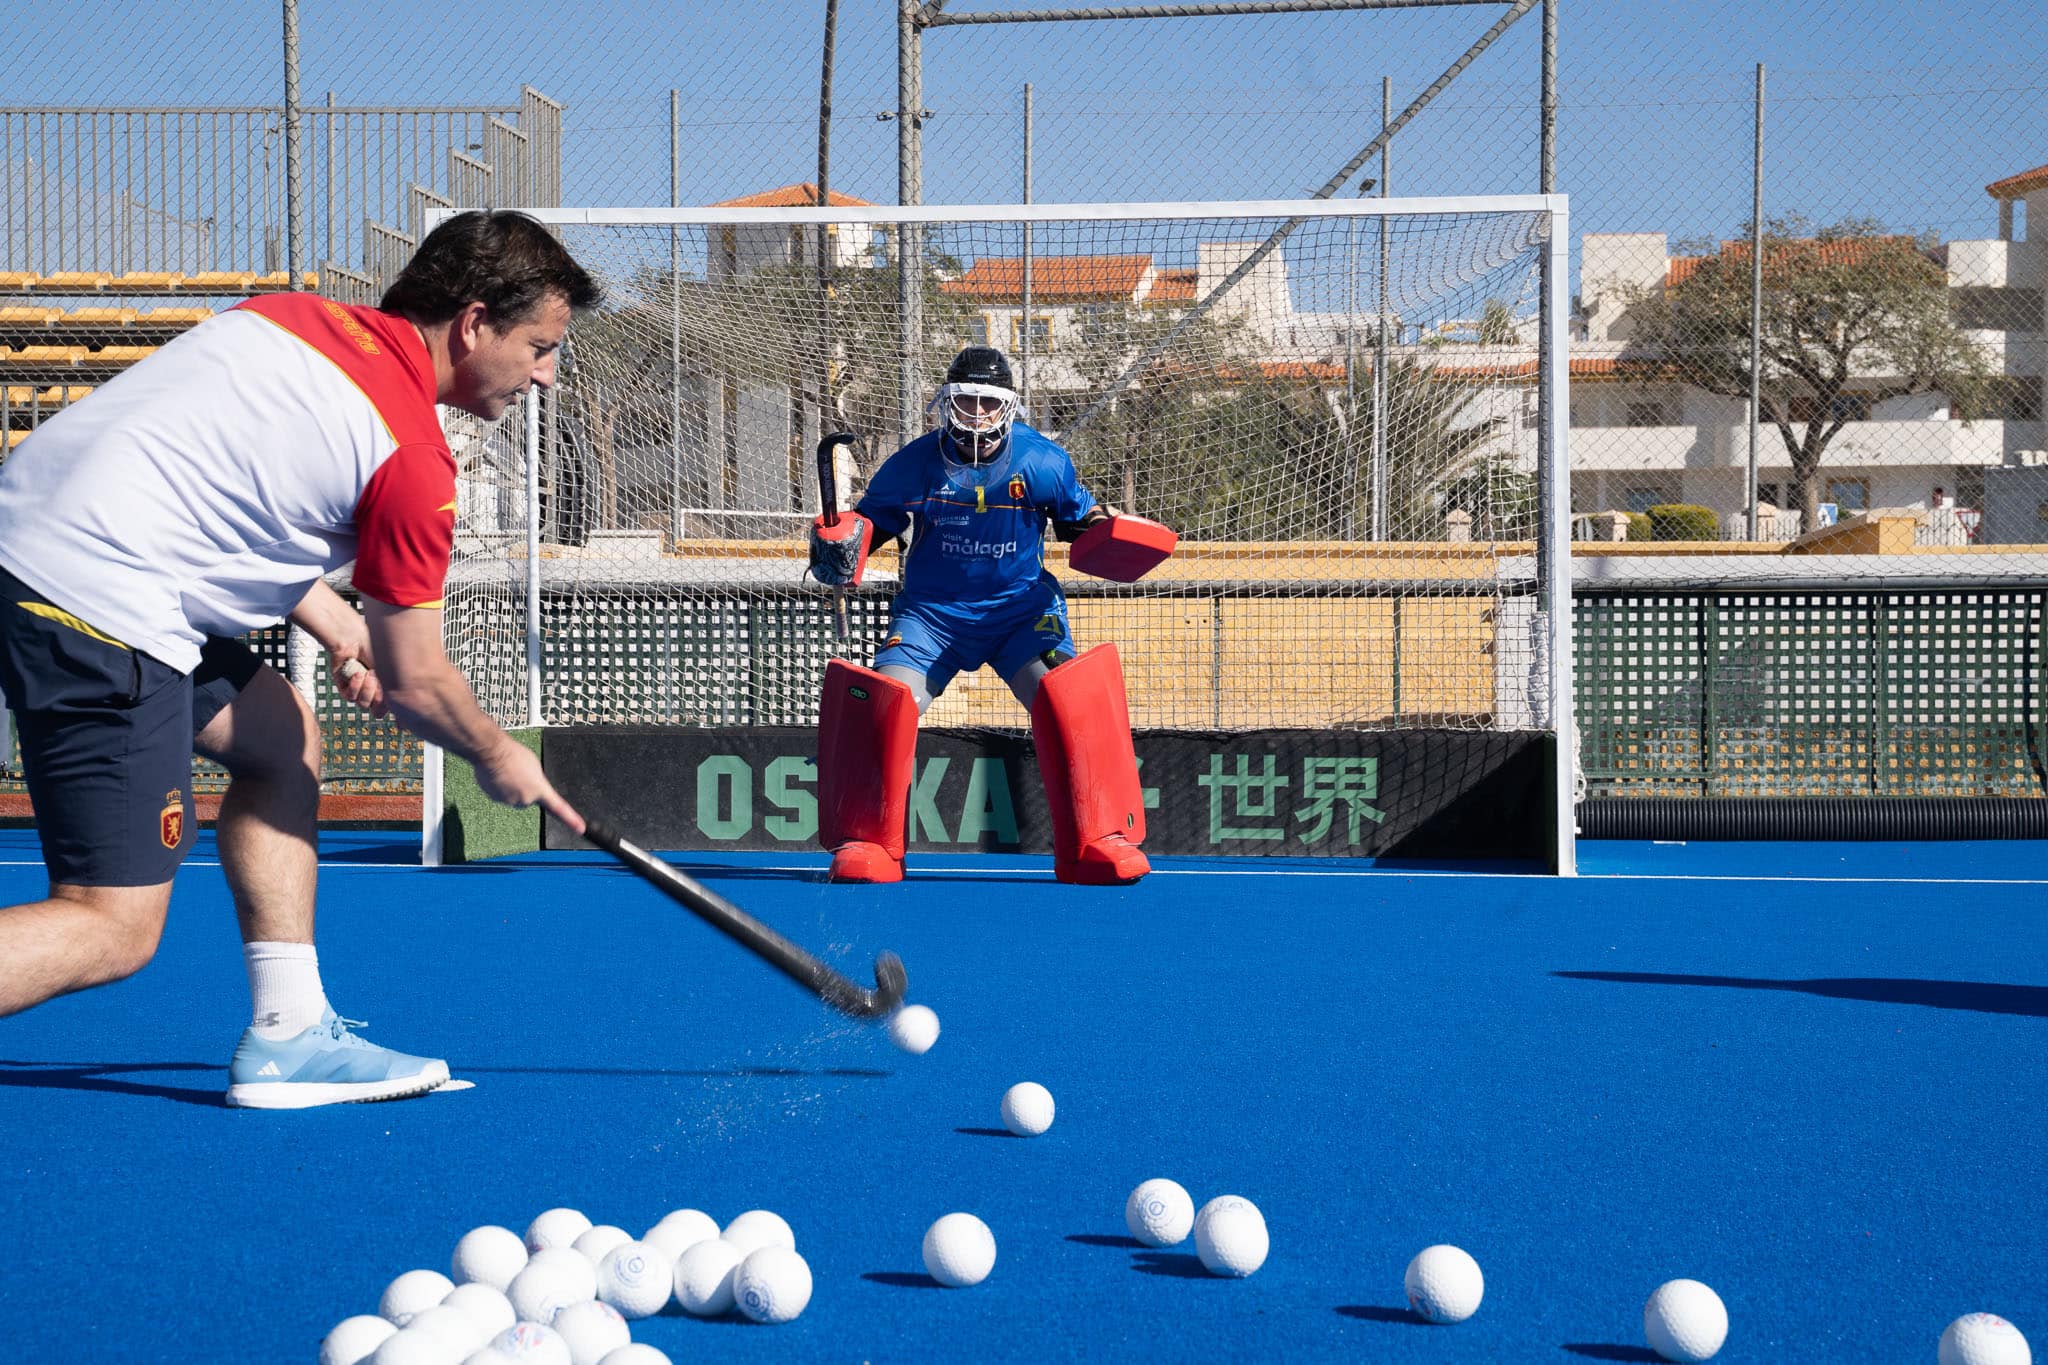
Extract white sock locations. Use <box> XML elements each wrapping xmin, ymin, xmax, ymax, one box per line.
<box><xmin>243</xmin><ymin>941</ymin><xmax>330</xmax><ymax>1040</ymax></box>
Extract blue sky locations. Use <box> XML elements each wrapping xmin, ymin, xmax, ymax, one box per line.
<box><xmin>6</xmin><ymin>1</ymin><xmax>2045</xmax><ymax>256</ymax></box>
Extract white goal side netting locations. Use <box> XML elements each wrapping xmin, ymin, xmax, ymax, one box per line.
<box><xmin>441</xmin><ymin>199</ymin><xmax>1568</xmax><ymax>737</ymax></box>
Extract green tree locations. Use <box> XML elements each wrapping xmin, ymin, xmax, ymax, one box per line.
<box><xmin>1476</xmin><ymin>298</ymin><xmax>1518</xmax><ymax>345</ymax></box>
<box><xmin>1621</xmin><ymin>215</ymin><xmax>1995</xmax><ymax>526</ymax></box>
<box><xmin>1048</xmin><ymin>303</ymin><xmax>1513</xmax><ymax>543</ymax></box>
<box><xmin>1354</xmin><ymin>358</ymin><xmax>1515</xmax><ymax>541</ymax></box>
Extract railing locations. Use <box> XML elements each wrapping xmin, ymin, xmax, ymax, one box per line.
<box><xmin>0</xmin><ymin>89</ymin><xmax>561</xmax><ymax>279</ymax></box>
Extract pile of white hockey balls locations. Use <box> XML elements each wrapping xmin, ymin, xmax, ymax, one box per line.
<box><xmin>319</xmin><ymin>1204</ymin><xmax>816</xmax><ymax>1365</ymax></box>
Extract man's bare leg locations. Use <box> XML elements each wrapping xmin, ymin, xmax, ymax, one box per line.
<box><xmin>193</xmin><ymin>666</ymin><xmax>321</xmax><ymax>947</ymax></box>
<box><xmin>198</xmin><ymin>664</ymin><xmax>448</xmax><ymax>1106</ymax></box>
<box><xmin>0</xmin><ymin>881</ymin><xmax>172</xmax><ymax>1017</ymax></box>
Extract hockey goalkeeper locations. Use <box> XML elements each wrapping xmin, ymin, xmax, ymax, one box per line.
<box><xmin>806</xmin><ymin>345</ymin><xmax>1175</xmax><ymax>886</ymax></box>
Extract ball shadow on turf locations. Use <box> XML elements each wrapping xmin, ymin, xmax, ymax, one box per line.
<box><xmin>1130</xmin><ymin>1251</ymin><xmax>1211</xmax><ymax>1279</ymax></box>
<box><xmin>1066</xmin><ymin>1234</ymin><xmax>1146</xmax><ymax>1249</ymax></box>
<box><xmin>954</xmin><ymin>1126</ymin><xmax>1025</xmax><ymax>1138</ymax></box>
<box><xmin>1561</xmin><ymin>1345</ymin><xmax>1662</xmax><ymax>1361</ymax></box>
<box><xmin>862</xmin><ymin>1271</ymin><xmax>947</xmax><ymax>1290</ymax></box>
<box><xmin>1336</xmin><ymin>1305</ymin><xmax>1429</xmax><ymax>1325</ymax></box>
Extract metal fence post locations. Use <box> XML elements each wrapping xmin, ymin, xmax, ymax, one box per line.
<box><xmin>1021</xmin><ymin>82</ymin><xmax>1034</xmax><ymax>416</ymax></box>
<box><xmin>1746</xmin><ymin>63</ymin><xmax>1766</xmax><ymax>541</ymax></box>
<box><xmin>895</xmin><ymin>1</ymin><xmax>924</xmax><ymax>447</ymax></box>
<box><xmin>281</xmin><ymin>0</ymin><xmax>306</xmax><ymax>284</ymax></box>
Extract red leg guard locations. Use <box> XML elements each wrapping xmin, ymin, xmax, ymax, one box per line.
<box><xmin>817</xmin><ymin>660</ymin><xmax>919</xmax><ymax>883</ymax></box>
<box><xmin>1029</xmin><ymin>643</ymin><xmax>1150</xmax><ymax>885</ymax></box>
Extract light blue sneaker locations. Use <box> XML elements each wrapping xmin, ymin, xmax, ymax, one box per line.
<box><xmin>226</xmin><ymin>1011</ymin><xmax>449</xmax><ymax>1109</ymax></box>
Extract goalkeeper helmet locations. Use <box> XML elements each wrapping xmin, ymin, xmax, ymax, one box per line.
<box><xmin>934</xmin><ymin>345</ymin><xmax>1019</xmax><ymax>464</ymax></box>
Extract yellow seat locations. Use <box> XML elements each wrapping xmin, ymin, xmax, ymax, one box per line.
<box><xmin>0</xmin><ymin>306</ymin><xmax>59</xmax><ymax>328</ymax></box>
<box><xmin>36</xmin><ymin>385</ymin><xmax>92</xmax><ymax>404</ymax></box>
<box><xmin>5</xmin><ymin>429</ymin><xmax>32</xmax><ymax>448</ymax></box>
<box><xmin>88</xmin><ymin>345</ymin><xmax>156</xmax><ymax>364</ymax></box>
<box><xmin>247</xmin><ymin>271</ymin><xmax>310</xmax><ymax>292</ymax></box>
<box><xmin>55</xmin><ymin>308</ymin><xmax>139</xmax><ymax>329</ymax></box>
<box><xmin>3</xmin><ymin>385</ymin><xmax>37</xmax><ymax>404</ymax></box>
<box><xmin>0</xmin><ymin>273</ymin><xmax>37</xmax><ymax>292</ymax></box>
<box><xmin>113</xmin><ymin>271</ymin><xmax>184</xmax><ymax>292</ymax></box>
<box><xmin>40</xmin><ymin>272</ymin><xmax>110</xmax><ymax>292</ymax></box>
<box><xmin>5</xmin><ymin>345</ymin><xmax>87</xmax><ymax>364</ymax></box>
<box><xmin>182</xmin><ymin>271</ymin><xmax>255</xmax><ymax>294</ymax></box>
<box><xmin>137</xmin><ymin>307</ymin><xmax>213</xmax><ymax>327</ymax></box>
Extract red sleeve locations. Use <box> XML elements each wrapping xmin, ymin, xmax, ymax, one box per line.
<box><xmin>352</xmin><ymin>442</ymin><xmax>456</xmax><ymax>607</ymax></box>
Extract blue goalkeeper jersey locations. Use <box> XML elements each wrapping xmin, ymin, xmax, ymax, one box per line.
<box><xmin>857</xmin><ymin>423</ymin><xmax>1098</xmax><ymax>610</ymax></box>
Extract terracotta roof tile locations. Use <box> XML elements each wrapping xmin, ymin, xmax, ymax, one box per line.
<box><xmin>940</xmin><ymin>254</ymin><xmax>1154</xmax><ymax>302</ymax></box>
<box><xmin>1986</xmin><ymin>162</ymin><xmax>2048</xmax><ymax>199</ymax></box>
<box><xmin>1666</xmin><ymin>235</ymin><xmax>1926</xmax><ymax>287</ymax></box>
<box><xmin>709</xmin><ymin>182</ymin><xmax>876</xmax><ymax>209</ymax></box>
<box><xmin>1149</xmin><ymin>269</ymin><xmax>1198</xmax><ymax>303</ymax></box>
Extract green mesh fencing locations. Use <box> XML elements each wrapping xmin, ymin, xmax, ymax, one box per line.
<box><xmin>0</xmin><ymin>621</ymin><xmax>421</xmax><ymax>799</ymax></box>
<box><xmin>1576</xmin><ymin>586</ymin><xmax>2048</xmax><ymax>798</ymax></box>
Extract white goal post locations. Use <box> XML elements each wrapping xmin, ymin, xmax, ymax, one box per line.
<box><xmin>419</xmin><ymin>195</ymin><xmax>1574</xmax><ymax>873</ymax></box>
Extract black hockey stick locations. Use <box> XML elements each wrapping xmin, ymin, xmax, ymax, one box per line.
<box><xmin>815</xmin><ymin>431</ymin><xmax>859</xmax><ymax>639</ymax></box>
<box><xmin>585</xmin><ymin>819</ymin><xmax>907</xmax><ymax>1019</ymax></box>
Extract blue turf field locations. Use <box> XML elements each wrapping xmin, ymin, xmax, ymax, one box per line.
<box><xmin>0</xmin><ymin>830</ymin><xmax>2042</xmax><ymax>1361</ymax></box>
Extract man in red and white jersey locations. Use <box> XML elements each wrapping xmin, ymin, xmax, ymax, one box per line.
<box><xmin>0</xmin><ymin>210</ymin><xmax>599</xmax><ymax>1108</ymax></box>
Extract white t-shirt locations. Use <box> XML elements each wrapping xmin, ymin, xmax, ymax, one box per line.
<box><xmin>0</xmin><ymin>295</ymin><xmax>457</xmax><ymax>673</ymax></box>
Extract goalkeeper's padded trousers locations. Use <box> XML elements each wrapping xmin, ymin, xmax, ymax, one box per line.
<box><xmin>817</xmin><ymin>659</ymin><xmax>918</xmax><ymax>883</ymax></box>
<box><xmin>1031</xmin><ymin>643</ymin><xmax>1150</xmax><ymax>885</ymax></box>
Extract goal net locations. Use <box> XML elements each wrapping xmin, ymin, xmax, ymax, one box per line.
<box><xmin>431</xmin><ymin>197</ymin><xmax>1572</xmax><ymax>865</ymax></box>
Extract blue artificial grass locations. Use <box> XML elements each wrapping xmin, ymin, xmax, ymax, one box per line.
<box><xmin>0</xmin><ymin>831</ymin><xmax>2041</xmax><ymax>1361</ymax></box>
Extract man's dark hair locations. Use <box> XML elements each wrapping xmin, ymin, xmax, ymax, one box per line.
<box><xmin>380</xmin><ymin>210</ymin><xmax>601</xmax><ymax>325</ymax></box>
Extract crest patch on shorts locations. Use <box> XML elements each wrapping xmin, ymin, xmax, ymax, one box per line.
<box><xmin>159</xmin><ymin>790</ymin><xmax>184</xmax><ymax>849</ymax></box>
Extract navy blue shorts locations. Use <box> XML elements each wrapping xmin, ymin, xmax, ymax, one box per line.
<box><xmin>0</xmin><ymin>565</ymin><xmax>262</xmax><ymax>887</ymax></box>
<box><xmin>871</xmin><ymin>576</ymin><xmax>1076</xmax><ymax>698</ymax></box>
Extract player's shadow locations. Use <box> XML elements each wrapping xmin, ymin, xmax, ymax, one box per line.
<box><xmin>897</xmin><ymin>872</ymin><xmax>1061</xmax><ymax>887</ymax></box>
<box><xmin>320</xmin><ymin>840</ymin><xmax>428</xmax><ymax>863</ymax></box>
<box><xmin>1555</xmin><ymin>970</ymin><xmax>2048</xmax><ymax>1018</ymax></box>
<box><xmin>571</xmin><ymin>861</ymin><xmax>816</xmax><ymax>885</ymax></box>
<box><xmin>0</xmin><ymin>1060</ymin><xmax>225</xmax><ymax>1108</ymax></box>
<box><xmin>1336</xmin><ymin>1306</ymin><xmax>1428</xmax><ymax>1325</ymax></box>
<box><xmin>1131</xmin><ymin>1251</ymin><xmax>1209</xmax><ymax>1279</ymax></box>
<box><xmin>862</xmin><ymin>1271</ymin><xmax>946</xmax><ymax>1290</ymax></box>
<box><xmin>1561</xmin><ymin>1346</ymin><xmax>1661</xmax><ymax>1361</ymax></box>
<box><xmin>464</xmin><ymin>1065</ymin><xmax>891</xmax><ymax>1080</ymax></box>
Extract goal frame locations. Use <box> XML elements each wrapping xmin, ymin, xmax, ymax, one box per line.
<box><xmin>419</xmin><ymin>194</ymin><xmax>1575</xmax><ymax>874</ymax></box>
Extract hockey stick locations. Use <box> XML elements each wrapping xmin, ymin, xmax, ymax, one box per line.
<box><xmin>584</xmin><ymin>819</ymin><xmax>908</xmax><ymax>1020</ymax></box>
<box><xmin>815</xmin><ymin>431</ymin><xmax>858</xmax><ymax>639</ymax></box>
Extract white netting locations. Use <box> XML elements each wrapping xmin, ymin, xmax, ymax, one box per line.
<box><xmin>448</xmin><ymin>201</ymin><xmax>1563</xmax><ymax>735</ymax></box>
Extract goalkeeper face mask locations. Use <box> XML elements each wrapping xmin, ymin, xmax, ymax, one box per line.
<box><xmin>935</xmin><ymin>383</ymin><xmax>1018</xmax><ymax>465</ymax></box>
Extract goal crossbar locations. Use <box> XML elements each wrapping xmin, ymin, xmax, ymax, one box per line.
<box><xmin>430</xmin><ymin>195</ymin><xmax>1566</xmax><ymax>234</ymax></box>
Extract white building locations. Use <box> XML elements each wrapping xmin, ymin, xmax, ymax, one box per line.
<box><xmin>1573</xmin><ymin>162</ymin><xmax>2047</xmax><ymax>528</ymax></box>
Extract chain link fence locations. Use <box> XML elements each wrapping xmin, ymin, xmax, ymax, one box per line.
<box><xmin>4</xmin><ymin>1</ymin><xmax>2047</xmax><ymax>805</ymax></box>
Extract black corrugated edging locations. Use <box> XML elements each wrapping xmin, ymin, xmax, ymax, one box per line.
<box><xmin>1578</xmin><ymin>797</ymin><xmax>2048</xmax><ymax>841</ymax></box>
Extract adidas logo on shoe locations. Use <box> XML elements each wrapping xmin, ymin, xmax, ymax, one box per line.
<box><xmin>255</xmin><ymin>1061</ymin><xmax>282</xmax><ymax>1077</ymax></box>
